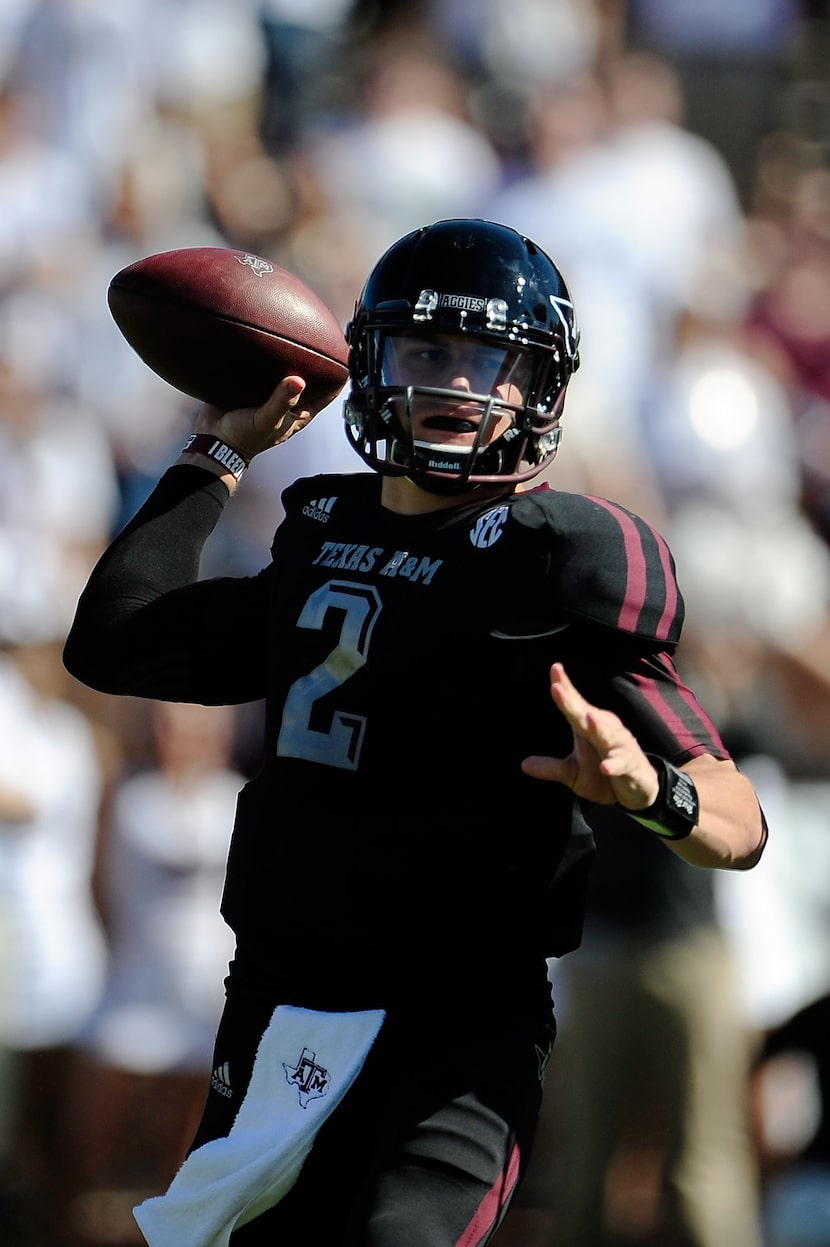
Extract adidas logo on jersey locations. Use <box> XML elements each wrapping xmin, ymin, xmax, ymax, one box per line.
<box><xmin>210</xmin><ymin>1061</ymin><xmax>233</xmax><ymax>1098</ymax></box>
<box><xmin>303</xmin><ymin>496</ymin><xmax>337</xmax><ymax>523</ymax></box>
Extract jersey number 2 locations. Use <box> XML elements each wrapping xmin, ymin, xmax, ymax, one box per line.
<box><xmin>276</xmin><ymin>580</ymin><xmax>381</xmax><ymax>770</ymax></box>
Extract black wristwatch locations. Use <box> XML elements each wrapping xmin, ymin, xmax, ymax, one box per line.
<box><xmin>623</xmin><ymin>754</ymin><xmax>699</xmax><ymax>840</ymax></box>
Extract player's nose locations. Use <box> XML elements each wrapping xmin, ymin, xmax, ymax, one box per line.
<box><xmin>448</xmin><ymin>369</ymin><xmax>475</xmax><ymax>391</ymax></box>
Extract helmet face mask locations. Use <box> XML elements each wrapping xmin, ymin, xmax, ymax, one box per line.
<box><xmin>344</xmin><ymin>219</ymin><xmax>580</xmax><ymax>493</ymax></box>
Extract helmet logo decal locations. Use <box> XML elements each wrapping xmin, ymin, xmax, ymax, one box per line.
<box><xmin>413</xmin><ymin>290</ymin><xmax>508</xmax><ymax>331</ymax></box>
<box><xmin>485</xmin><ymin>298</ymin><xmax>508</xmax><ymax>330</ymax></box>
<box><xmin>235</xmin><ymin>253</ymin><xmax>275</xmax><ymax>277</ymax></box>
<box><xmin>414</xmin><ymin>289</ymin><xmax>439</xmax><ymax>320</ymax></box>
<box><xmin>470</xmin><ymin>506</ymin><xmax>509</xmax><ymax>549</ymax></box>
<box><xmin>439</xmin><ymin>293</ymin><xmax>485</xmax><ymax>312</ymax></box>
<box><xmin>549</xmin><ymin>295</ymin><xmax>580</xmax><ymax>359</ymax></box>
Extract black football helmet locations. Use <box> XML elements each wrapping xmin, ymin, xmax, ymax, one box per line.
<box><xmin>344</xmin><ymin>218</ymin><xmax>580</xmax><ymax>492</ymax></box>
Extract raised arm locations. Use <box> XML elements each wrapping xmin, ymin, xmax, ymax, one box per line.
<box><xmin>63</xmin><ymin>378</ymin><xmax>319</xmax><ymax>703</ymax></box>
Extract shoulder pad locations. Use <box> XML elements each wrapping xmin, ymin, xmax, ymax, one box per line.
<box><xmin>512</xmin><ymin>489</ymin><xmax>684</xmax><ymax>646</ymax></box>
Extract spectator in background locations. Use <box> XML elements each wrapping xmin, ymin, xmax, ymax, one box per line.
<box><xmin>300</xmin><ymin>35</ymin><xmax>503</xmax><ymax>254</ymax></box>
<box><xmin>425</xmin><ymin>0</ymin><xmax>602</xmax><ymax>161</ymax></box>
<box><xmin>0</xmin><ymin>679</ymin><xmax>36</xmax><ymax>1241</ymax></box>
<box><xmin>0</xmin><ymin>287</ymin><xmax>119</xmax><ymax>628</ymax></box>
<box><xmin>743</xmin><ymin>157</ymin><xmax>830</xmax><ymax>547</ymax></box>
<box><xmin>6</xmin><ymin>0</ymin><xmax>155</xmax><ymax>211</ymax></box>
<box><xmin>624</xmin><ymin>294</ymin><xmax>830</xmax><ymax>1244</ymax></box>
<box><xmin>486</xmin><ymin>51</ymin><xmax>746</xmax><ymax>522</ymax></box>
<box><xmin>0</xmin><ymin>622</ymin><xmax>108</xmax><ymax>1246</ymax></box>
<box><xmin>487</xmin><ymin>50</ymin><xmax>746</xmax><ymax>335</ymax></box>
<box><xmin>488</xmin><ymin>54</ymin><xmax>798</xmax><ymax>1247</ymax></box>
<box><xmin>64</xmin><ymin>701</ymin><xmax>242</xmax><ymax>1246</ymax></box>
<box><xmin>503</xmin><ymin>323</ymin><xmax>789</xmax><ymax>1247</ymax></box>
<box><xmin>69</xmin><ymin>107</ymin><xmax>229</xmax><ymax>535</ymax></box>
<box><xmin>625</xmin><ymin>0</ymin><xmax>802</xmax><ymax>206</ymax></box>
<box><xmin>141</xmin><ymin>0</ymin><xmax>292</xmax><ymax>257</ymax></box>
<box><xmin>257</xmin><ymin>0</ymin><xmax>353</xmax><ymax>156</ymax></box>
<box><xmin>0</xmin><ymin>76</ymin><xmax>94</xmax><ymax>289</ymax></box>
<box><xmin>753</xmin><ymin>991</ymin><xmax>830</xmax><ymax>1247</ymax></box>
<box><xmin>509</xmin><ymin>807</ymin><xmax>764</xmax><ymax>1247</ymax></box>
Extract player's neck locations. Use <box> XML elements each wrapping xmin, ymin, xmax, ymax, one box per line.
<box><xmin>380</xmin><ymin>475</ymin><xmax>513</xmax><ymax>515</ymax></box>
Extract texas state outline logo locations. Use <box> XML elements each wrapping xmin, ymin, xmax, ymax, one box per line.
<box><xmin>283</xmin><ymin>1046</ymin><xmax>331</xmax><ymax>1108</ymax></box>
<box><xmin>236</xmin><ymin>253</ymin><xmax>275</xmax><ymax>277</ymax></box>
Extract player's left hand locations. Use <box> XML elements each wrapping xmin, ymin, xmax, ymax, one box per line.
<box><xmin>521</xmin><ymin>663</ymin><xmax>660</xmax><ymax>810</ymax></box>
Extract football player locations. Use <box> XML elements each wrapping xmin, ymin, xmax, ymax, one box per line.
<box><xmin>64</xmin><ymin>219</ymin><xmax>767</xmax><ymax>1246</ymax></box>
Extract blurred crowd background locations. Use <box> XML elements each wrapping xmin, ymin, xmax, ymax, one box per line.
<box><xmin>2</xmin><ymin>1</ymin><xmax>830</xmax><ymax>1245</ymax></box>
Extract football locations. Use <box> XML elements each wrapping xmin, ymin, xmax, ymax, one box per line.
<box><xmin>107</xmin><ymin>247</ymin><xmax>350</xmax><ymax>410</ymax></box>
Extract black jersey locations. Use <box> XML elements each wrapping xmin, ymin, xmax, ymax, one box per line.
<box><xmin>64</xmin><ymin>467</ymin><xmax>728</xmax><ymax>1012</ymax></box>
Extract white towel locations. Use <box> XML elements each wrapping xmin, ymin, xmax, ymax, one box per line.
<box><xmin>133</xmin><ymin>1004</ymin><xmax>386</xmax><ymax>1247</ymax></box>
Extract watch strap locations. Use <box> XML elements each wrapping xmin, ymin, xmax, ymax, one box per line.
<box><xmin>623</xmin><ymin>754</ymin><xmax>699</xmax><ymax>840</ymax></box>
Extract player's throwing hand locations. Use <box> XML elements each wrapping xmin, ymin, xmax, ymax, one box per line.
<box><xmin>521</xmin><ymin>663</ymin><xmax>660</xmax><ymax>811</ymax></box>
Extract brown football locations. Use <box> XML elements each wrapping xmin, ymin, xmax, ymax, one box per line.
<box><xmin>107</xmin><ymin>247</ymin><xmax>350</xmax><ymax>410</ymax></box>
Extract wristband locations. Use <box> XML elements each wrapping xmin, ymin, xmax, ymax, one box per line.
<box><xmin>182</xmin><ymin>433</ymin><xmax>250</xmax><ymax>482</ymax></box>
<box><xmin>623</xmin><ymin>754</ymin><xmax>699</xmax><ymax>840</ymax></box>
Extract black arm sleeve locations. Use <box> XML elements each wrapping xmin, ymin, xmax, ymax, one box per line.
<box><xmin>63</xmin><ymin>466</ymin><xmax>271</xmax><ymax>705</ymax></box>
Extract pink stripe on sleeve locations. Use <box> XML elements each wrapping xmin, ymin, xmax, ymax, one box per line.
<box><xmin>587</xmin><ymin>497</ymin><xmax>647</xmax><ymax>632</ymax></box>
<box><xmin>587</xmin><ymin>496</ymin><xmax>678</xmax><ymax>642</ymax></box>
<box><xmin>654</xmin><ymin>533</ymin><xmax>679</xmax><ymax>643</ymax></box>
<box><xmin>456</xmin><ymin>1140</ymin><xmax>522</xmax><ymax>1247</ymax></box>
<box><xmin>632</xmin><ymin>659</ymin><xmax>728</xmax><ymax>757</ymax></box>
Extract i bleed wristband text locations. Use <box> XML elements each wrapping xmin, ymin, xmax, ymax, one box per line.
<box><xmin>182</xmin><ymin>433</ymin><xmax>250</xmax><ymax>482</ymax></box>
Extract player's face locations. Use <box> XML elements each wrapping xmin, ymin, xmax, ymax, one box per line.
<box><xmin>379</xmin><ymin>332</ymin><xmax>533</xmax><ymax>447</ymax></box>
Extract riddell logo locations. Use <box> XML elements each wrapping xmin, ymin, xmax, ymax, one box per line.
<box><xmin>303</xmin><ymin>496</ymin><xmax>337</xmax><ymax>522</ymax></box>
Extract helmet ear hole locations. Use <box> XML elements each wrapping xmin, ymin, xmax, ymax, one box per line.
<box><xmin>344</xmin><ymin>219</ymin><xmax>579</xmax><ymax>488</ymax></box>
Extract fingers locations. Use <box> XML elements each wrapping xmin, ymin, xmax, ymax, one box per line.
<box><xmin>262</xmin><ymin>376</ymin><xmax>314</xmax><ymax>445</ymax></box>
<box><xmin>254</xmin><ymin>375</ymin><xmax>308</xmax><ymax>426</ymax></box>
<box><xmin>520</xmin><ymin>753</ymin><xmax>573</xmax><ymax>783</ymax></box>
<box><xmin>270</xmin><ymin>375</ymin><xmax>306</xmax><ymax>408</ymax></box>
<box><xmin>521</xmin><ymin>663</ymin><xmax>660</xmax><ymax>807</ymax></box>
<box><xmin>547</xmin><ymin>662</ymin><xmax>590</xmax><ymax>730</ymax></box>
<box><xmin>548</xmin><ymin>663</ymin><xmax>618</xmax><ymax>754</ymax></box>
<box><xmin>197</xmin><ymin>376</ymin><xmax>315</xmax><ymax>458</ymax></box>
<box><xmin>270</xmin><ymin>374</ymin><xmax>343</xmax><ymax>419</ymax></box>
<box><xmin>550</xmin><ymin>665</ymin><xmax>645</xmax><ymax>776</ymax></box>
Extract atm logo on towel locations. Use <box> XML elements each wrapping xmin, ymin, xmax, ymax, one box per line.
<box><xmin>283</xmin><ymin>1047</ymin><xmax>331</xmax><ymax>1108</ymax></box>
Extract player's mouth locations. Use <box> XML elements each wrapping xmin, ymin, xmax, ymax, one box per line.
<box><xmin>421</xmin><ymin>414</ymin><xmax>479</xmax><ymax>434</ymax></box>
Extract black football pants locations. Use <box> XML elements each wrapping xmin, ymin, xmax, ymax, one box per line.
<box><xmin>188</xmin><ymin>986</ymin><xmax>554</xmax><ymax>1246</ymax></box>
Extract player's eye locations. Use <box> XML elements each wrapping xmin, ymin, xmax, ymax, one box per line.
<box><xmin>380</xmin><ymin>337</ymin><xmax>447</xmax><ymax>383</ymax></box>
<box><xmin>416</xmin><ymin>345</ymin><xmax>450</xmax><ymax>367</ymax></box>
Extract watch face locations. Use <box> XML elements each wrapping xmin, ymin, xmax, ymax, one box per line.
<box><xmin>632</xmin><ymin>756</ymin><xmax>698</xmax><ymax>840</ymax></box>
<box><xmin>667</xmin><ymin>767</ymin><xmax>699</xmax><ymax>827</ymax></box>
